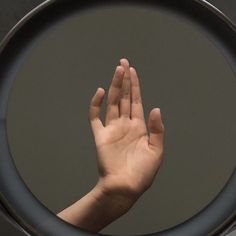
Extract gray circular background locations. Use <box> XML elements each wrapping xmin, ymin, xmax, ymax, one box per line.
<box><xmin>6</xmin><ymin>3</ymin><xmax>236</xmax><ymax>235</ymax></box>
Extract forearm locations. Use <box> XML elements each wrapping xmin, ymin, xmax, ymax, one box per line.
<box><xmin>57</xmin><ymin>181</ymin><xmax>138</xmax><ymax>233</ymax></box>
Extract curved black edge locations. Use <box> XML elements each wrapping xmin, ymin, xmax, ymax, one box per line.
<box><xmin>0</xmin><ymin>202</ymin><xmax>31</xmax><ymax>236</ymax></box>
<box><xmin>0</xmin><ymin>0</ymin><xmax>236</xmax><ymax>236</ymax></box>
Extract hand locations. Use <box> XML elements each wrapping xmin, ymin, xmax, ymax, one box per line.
<box><xmin>57</xmin><ymin>59</ymin><xmax>165</xmax><ymax>232</ymax></box>
<box><xmin>89</xmin><ymin>58</ymin><xmax>165</xmax><ymax>202</ymax></box>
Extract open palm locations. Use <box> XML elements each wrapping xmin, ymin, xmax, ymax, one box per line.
<box><xmin>89</xmin><ymin>58</ymin><xmax>165</xmax><ymax>197</ymax></box>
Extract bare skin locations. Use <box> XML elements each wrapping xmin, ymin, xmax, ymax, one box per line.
<box><xmin>57</xmin><ymin>58</ymin><xmax>165</xmax><ymax>233</ymax></box>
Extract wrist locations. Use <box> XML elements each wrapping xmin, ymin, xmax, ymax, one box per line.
<box><xmin>93</xmin><ymin>178</ymin><xmax>140</xmax><ymax>216</ymax></box>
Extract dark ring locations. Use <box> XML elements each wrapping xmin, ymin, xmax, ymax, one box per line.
<box><xmin>0</xmin><ymin>0</ymin><xmax>236</xmax><ymax>235</ymax></box>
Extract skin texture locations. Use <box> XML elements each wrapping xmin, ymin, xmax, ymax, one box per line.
<box><xmin>57</xmin><ymin>58</ymin><xmax>165</xmax><ymax>233</ymax></box>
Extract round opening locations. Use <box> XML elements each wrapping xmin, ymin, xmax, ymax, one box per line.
<box><xmin>2</xmin><ymin>1</ymin><xmax>236</xmax><ymax>235</ymax></box>
<box><xmin>0</xmin><ymin>1</ymin><xmax>236</xmax><ymax>236</ymax></box>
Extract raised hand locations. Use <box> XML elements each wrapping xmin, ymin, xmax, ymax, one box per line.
<box><xmin>57</xmin><ymin>59</ymin><xmax>165</xmax><ymax>233</ymax></box>
<box><xmin>89</xmin><ymin>58</ymin><xmax>165</xmax><ymax>199</ymax></box>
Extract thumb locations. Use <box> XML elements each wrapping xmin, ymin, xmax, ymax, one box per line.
<box><xmin>148</xmin><ymin>108</ymin><xmax>165</xmax><ymax>149</ymax></box>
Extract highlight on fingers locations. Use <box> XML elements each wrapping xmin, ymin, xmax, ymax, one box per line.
<box><xmin>117</xmin><ymin>66</ymin><xmax>125</xmax><ymax>77</ymax></box>
<box><xmin>104</xmin><ymin>65</ymin><xmax>125</xmax><ymax>126</ymax></box>
<box><xmin>129</xmin><ymin>66</ymin><xmax>145</xmax><ymax>121</ymax></box>
<box><xmin>120</xmin><ymin>58</ymin><xmax>130</xmax><ymax>67</ymax></box>
<box><xmin>119</xmin><ymin>58</ymin><xmax>131</xmax><ymax>118</ymax></box>
<box><xmin>108</xmin><ymin>65</ymin><xmax>125</xmax><ymax>100</ymax></box>
<box><xmin>90</xmin><ymin>88</ymin><xmax>105</xmax><ymax>119</ymax></box>
<box><xmin>96</xmin><ymin>87</ymin><xmax>105</xmax><ymax>98</ymax></box>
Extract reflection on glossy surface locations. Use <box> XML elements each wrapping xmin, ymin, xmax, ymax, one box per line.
<box><xmin>6</xmin><ymin>4</ymin><xmax>236</xmax><ymax>235</ymax></box>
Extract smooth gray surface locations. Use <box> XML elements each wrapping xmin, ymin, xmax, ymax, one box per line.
<box><xmin>1</xmin><ymin>1</ymin><xmax>236</xmax><ymax>236</ymax></box>
<box><xmin>229</xmin><ymin>230</ymin><xmax>236</xmax><ymax>236</ymax></box>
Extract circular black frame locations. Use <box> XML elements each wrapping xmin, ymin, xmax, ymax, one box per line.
<box><xmin>1</xmin><ymin>0</ymin><xmax>236</xmax><ymax>235</ymax></box>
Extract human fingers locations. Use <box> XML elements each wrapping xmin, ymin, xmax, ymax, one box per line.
<box><xmin>148</xmin><ymin>108</ymin><xmax>165</xmax><ymax>149</ymax></box>
<box><xmin>89</xmin><ymin>88</ymin><xmax>105</xmax><ymax>136</ymax></box>
<box><xmin>130</xmin><ymin>66</ymin><xmax>145</xmax><ymax>121</ymax></box>
<box><xmin>105</xmin><ymin>65</ymin><xmax>125</xmax><ymax>126</ymax></box>
<box><xmin>119</xmin><ymin>58</ymin><xmax>131</xmax><ymax>118</ymax></box>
